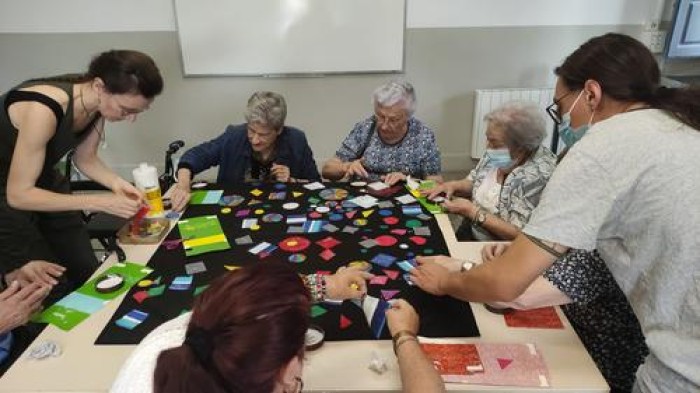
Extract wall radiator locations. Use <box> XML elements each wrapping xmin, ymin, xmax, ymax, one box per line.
<box><xmin>471</xmin><ymin>88</ymin><xmax>556</xmax><ymax>159</ymax></box>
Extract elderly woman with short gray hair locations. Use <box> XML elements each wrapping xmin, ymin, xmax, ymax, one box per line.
<box><xmin>170</xmin><ymin>91</ymin><xmax>320</xmax><ymax>211</ymax></box>
<box><xmin>322</xmin><ymin>81</ymin><xmax>442</xmax><ymax>184</ymax></box>
<box><xmin>425</xmin><ymin>101</ymin><xmax>556</xmax><ymax>241</ymax></box>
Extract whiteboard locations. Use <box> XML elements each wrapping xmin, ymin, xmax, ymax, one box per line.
<box><xmin>173</xmin><ymin>0</ymin><xmax>406</xmax><ymax>76</ymax></box>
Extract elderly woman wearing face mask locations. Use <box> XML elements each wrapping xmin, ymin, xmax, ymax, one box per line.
<box><xmin>322</xmin><ymin>80</ymin><xmax>442</xmax><ymax>185</ymax></box>
<box><xmin>425</xmin><ymin>101</ymin><xmax>556</xmax><ymax>241</ymax></box>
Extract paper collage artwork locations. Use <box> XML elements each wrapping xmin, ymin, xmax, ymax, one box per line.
<box><xmin>178</xmin><ymin>215</ymin><xmax>231</xmax><ymax>256</ymax></box>
<box><xmin>34</xmin><ymin>262</ymin><xmax>151</xmax><ymax>331</ymax></box>
<box><xmin>97</xmin><ymin>181</ymin><xmax>481</xmax><ymax>345</ymax></box>
<box><xmin>422</xmin><ymin>342</ymin><xmax>551</xmax><ymax>387</ymax></box>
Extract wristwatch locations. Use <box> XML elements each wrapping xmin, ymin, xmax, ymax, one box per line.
<box><xmin>474</xmin><ymin>208</ymin><xmax>487</xmax><ymax>227</ymax></box>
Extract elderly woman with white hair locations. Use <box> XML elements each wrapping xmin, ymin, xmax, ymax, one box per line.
<box><xmin>426</xmin><ymin>101</ymin><xmax>556</xmax><ymax>241</ymax></box>
<box><xmin>322</xmin><ymin>81</ymin><xmax>442</xmax><ymax>184</ymax></box>
<box><xmin>171</xmin><ymin>91</ymin><xmax>320</xmax><ymax>211</ymax></box>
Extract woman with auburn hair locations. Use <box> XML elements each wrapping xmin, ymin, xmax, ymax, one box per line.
<box><xmin>111</xmin><ymin>262</ymin><xmax>371</xmax><ymax>393</ymax></box>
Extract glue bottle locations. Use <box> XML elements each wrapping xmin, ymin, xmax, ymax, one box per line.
<box><xmin>132</xmin><ymin>162</ymin><xmax>164</xmax><ymax>217</ymax></box>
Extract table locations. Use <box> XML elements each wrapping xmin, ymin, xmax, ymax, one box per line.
<box><xmin>0</xmin><ymin>207</ymin><xmax>608</xmax><ymax>392</ymax></box>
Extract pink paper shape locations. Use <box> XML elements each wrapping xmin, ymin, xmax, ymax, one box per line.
<box><xmin>497</xmin><ymin>358</ymin><xmax>513</xmax><ymax>370</ymax></box>
<box><xmin>316</xmin><ymin>236</ymin><xmax>341</xmax><ymax>249</ymax></box>
<box><xmin>345</xmin><ymin>211</ymin><xmax>357</xmax><ymax>219</ymax></box>
<box><xmin>383</xmin><ymin>269</ymin><xmax>400</xmax><ymax>280</ymax></box>
<box><xmin>381</xmin><ymin>289</ymin><xmax>400</xmax><ymax>300</ymax></box>
<box><xmin>409</xmin><ymin>236</ymin><xmax>427</xmax><ymax>245</ymax></box>
<box><xmin>370</xmin><ymin>276</ymin><xmax>389</xmax><ymax>285</ymax></box>
<box><xmin>133</xmin><ymin>290</ymin><xmax>149</xmax><ymax>304</ymax></box>
<box><xmin>319</xmin><ymin>249</ymin><xmax>336</xmax><ymax>261</ymax></box>
<box><xmin>390</xmin><ymin>229</ymin><xmax>407</xmax><ymax>235</ymax></box>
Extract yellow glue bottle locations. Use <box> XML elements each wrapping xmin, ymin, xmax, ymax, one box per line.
<box><xmin>132</xmin><ymin>162</ymin><xmax>164</xmax><ymax>217</ymax></box>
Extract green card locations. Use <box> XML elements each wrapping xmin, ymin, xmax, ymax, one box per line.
<box><xmin>33</xmin><ymin>262</ymin><xmax>152</xmax><ymax>331</ymax></box>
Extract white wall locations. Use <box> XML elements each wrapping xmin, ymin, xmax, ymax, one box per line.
<box><xmin>0</xmin><ymin>0</ymin><xmax>665</xmax><ymax>32</ymax></box>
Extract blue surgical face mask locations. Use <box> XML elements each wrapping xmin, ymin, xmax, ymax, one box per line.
<box><xmin>558</xmin><ymin>90</ymin><xmax>594</xmax><ymax>148</ymax></box>
<box><xmin>485</xmin><ymin>148</ymin><xmax>513</xmax><ymax>168</ymax></box>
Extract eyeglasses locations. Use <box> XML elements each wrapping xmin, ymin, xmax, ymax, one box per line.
<box><xmin>247</xmin><ymin>126</ymin><xmax>278</xmax><ymax>141</ymax></box>
<box><xmin>112</xmin><ymin>95</ymin><xmax>144</xmax><ymax>117</ymax></box>
<box><xmin>545</xmin><ymin>91</ymin><xmax>575</xmax><ymax>125</ymax></box>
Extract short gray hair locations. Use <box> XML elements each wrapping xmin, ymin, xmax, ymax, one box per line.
<box><xmin>484</xmin><ymin>101</ymin><xmax>546</xmax><ymax>152</ymax></box>
<box><xmin>244</xmin><ymin>91</ymin><xmax>287</xmax><ymax>130</ymax></box>
<box><xmin>372</xmin><ymin>80</ymin><xmax>416</xmax><ymax>116</ymax></box>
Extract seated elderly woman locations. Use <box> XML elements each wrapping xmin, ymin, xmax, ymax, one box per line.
<box><xmin>171</xmin><ymin>91</ymin><xmax>320</xmax><ymax>211</ymax></box>
<box><xmin>322</xmin><ymin>81</ymin><xmax>442</xmax><ymax>185</ymax></box>
<box><xmin>425</xmin><ymin>101</ymin><xmax>556</xmax><ymax>241</ymax></box>
<box><xmin>111</xmin><ymin>262</ymin><xmax>444</xmax><ymax>393</ymax></box>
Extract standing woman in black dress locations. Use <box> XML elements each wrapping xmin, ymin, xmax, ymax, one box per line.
<box><xmin>0</xmin><ymin>49</ymin><xmax>163</xmax><ymax>292</ymax></box>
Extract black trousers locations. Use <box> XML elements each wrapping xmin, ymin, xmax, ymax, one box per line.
<box><xmin>0</xmin><ymin>173</ymin><xmax>98</xmax><ymax>289</ymax></box>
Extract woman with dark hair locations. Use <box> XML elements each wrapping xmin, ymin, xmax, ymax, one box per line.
<box><xmin>111</xmin><ymin>263</ymin><xmax>373</xmax><ymax>393</ymax></box>
<box><xmin>411</xmin><ymin>33</ymin><xmax>700</xmax><ymax>393</ymax></box>
<box><xmin>0</xmin><ymin>50</ymin><xmax>164</xmax><ymax>291</ymax></box>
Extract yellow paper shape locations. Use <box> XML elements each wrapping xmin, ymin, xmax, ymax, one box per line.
<box><xmin>250</xmin><ymin>189</ymin><xmax>263</xmax><ymax>197</ymax></box>
<box><xmin>292</xmin><ymin>191</ymin><xmax>303</xmax><ymax>198</ymax></box>
<box><xmin>362</xmin><ymin>210</ymin><xmax>374</xmax><ymax>218</ymax></box>
<box><xmin>183</xmin><ymin>234</ymin><xmax>227</xmax><ymax>249</ymax></box>
<box><xmin>224</xmin><ymin>265</ymin><xmax>241</xmax><ymax>271</ymax></box>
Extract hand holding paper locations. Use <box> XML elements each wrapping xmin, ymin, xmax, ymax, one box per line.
<box><xmin>326</xmin><ymin>265</ymin><xmax>374</xmax><ymax>300</ymax></box>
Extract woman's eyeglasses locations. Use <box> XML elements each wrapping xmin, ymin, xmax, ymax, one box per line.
<box><xmin>546</xmin><ymin>91</ymin><xmax>574</xmax><ymax>125</ymax></box>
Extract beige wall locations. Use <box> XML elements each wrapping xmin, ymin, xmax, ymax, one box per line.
<box><xmin>0</xmin><ymin>25</ymin><xmax>640</xmax><ymax>179</ymax></box>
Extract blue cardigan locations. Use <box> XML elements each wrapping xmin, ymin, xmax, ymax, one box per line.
<box><xmin>178</xmin><ymin>124</ymin><xmax>320</xmax><ymax>184</ymax></box>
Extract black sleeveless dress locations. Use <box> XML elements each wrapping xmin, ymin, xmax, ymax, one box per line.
<box><xmin>0</xmin><ymin>79</ymin><xmax>99</xmax><ymax>286</ymax></box>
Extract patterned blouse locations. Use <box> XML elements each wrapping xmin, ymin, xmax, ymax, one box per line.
<box><xmin>467</xmin><ymin>145</ymin><xmax>556</xmax><ymax>230</ymax></box>
<box><xmin>335</xmin><ymin>116</ymin><xmax>441</xmax><ymax>181</ymax></box>
<box><xmin>544</xmin><ymin>250</ymin><xmax>649</xmax><ymax>392</ymax></box>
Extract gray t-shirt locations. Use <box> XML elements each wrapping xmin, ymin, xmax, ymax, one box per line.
<box><xmin>524</xmin><ymin>109</ymin><xmax>700</xmax><ymax>393</ymax></box>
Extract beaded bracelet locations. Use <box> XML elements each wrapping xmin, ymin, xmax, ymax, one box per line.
<box><xmin>303</xmin><ymin>274</ymin><xmax>327</xmax><ymax>303</ymax></box>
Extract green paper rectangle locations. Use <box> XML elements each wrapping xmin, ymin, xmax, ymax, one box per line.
<box><xmin>78</xmin><ymin>262</ymin><xmax>153</xmax><ymax>301</ymax></box>
<box><xmin>33</xmin><ymin>262</ymin><xmax>151</xmax><ymax>331</ymax></box>
<box><xmin>178</xmin><ymin>215</ymin><xmax>231</xmax><ymax>256</ymax></box>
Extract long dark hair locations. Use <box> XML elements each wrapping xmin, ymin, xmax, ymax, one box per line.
<box><xmin>30</xmin><ymin>49</ymin><xmax>163</xmax><ymax>98</ymax></box>
<box><xmin>555</xmin><ymin>33</ymin><xmax>700</xmax><ymax>131</ymax></box>
<box><xmin>153</xmin><ymin>262</ymin><xmax>310</xmax><ymax>393</ymax></box>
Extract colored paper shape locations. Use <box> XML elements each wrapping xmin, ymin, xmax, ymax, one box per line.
<box><xmin>115</xmin><ymin>309</ymin><xmax>149</xmax><ymax>330</ymax></box>
<box><xmin>340</xmin><ymin>314</ymin><xmax>353</xmax><ymax>329</ymax></box>
<box><xmin>435</xmin><ymin>343</ymin><xmax>551</xmax><ymax>387</ymax></box>
<box><xmin>381</xmin><ymin>289</ymin><xmax>400</xmax><ymax>300</ymax></box>
<box><xmin>362</xmin><ymin>295</ymin><xmax>390</xmax><ymax>338</ymax></box>
<box><xmin>132</xmin><ymin>290</ymin><xmax>149</xmax><ymax>304</ymax></box>
<box><xmin>371</xmin><ymin>253</ymin><xmax>397</xmax><ymax>268</ymax></box>
<box><xmin>185</xmin><ymin>261</ymin><xmax>207</xmax><ymax>275</ymax></box>
<box><xmin>383</xmin><ymin>270</ymin><xmax>400</xmax><ymax>280</ymax></box>
<box><xmin>311</xmin><ymin>305</ymin><xmax>327</xmax><ymax>318</ymax></box>
<box><xmin>497</xmin><ymin>358</ymin><xmax>513</xmax><ymax>370</ymax></box>
<box><xmin>316</xmin><ymin>236</ymin><xmax>341</xmax><ymax>249</ymax></box>
<box><xmin>147</xmin><ymin>284</ymin><xmax>166</xmax><ymax>297</ymax></box>
<box><xmin>169</xmin><ymin>275</ymin><xmax>193</xmax><ymax>291</ymax></box>
<box><xmin>319</xmin><ymin>249</ymin><xmax>336</xmax><ymax>261</ymax></box>
<box><xmin>503</xmin><ymin>307</ymin><xmax>564</xmax><ymax>329</ymax></box>
<box><xmin>396</xmin><ymin>259</ymin><xmax>417</xmax><ymax>272</ymax></box>
<box><xmin>190</xmin><ymin>190</ymin><xmax>224</xmax><ymax>205</ymax></box>
<box><xmin>370</xmin><ymin>276</ymin><xmax>389</xmax><ymax>285</ymax></box>
<box><xmin>179</xmin><ymin>216</ymin><xmax>231</xmax><ymax>257</ymax></box>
